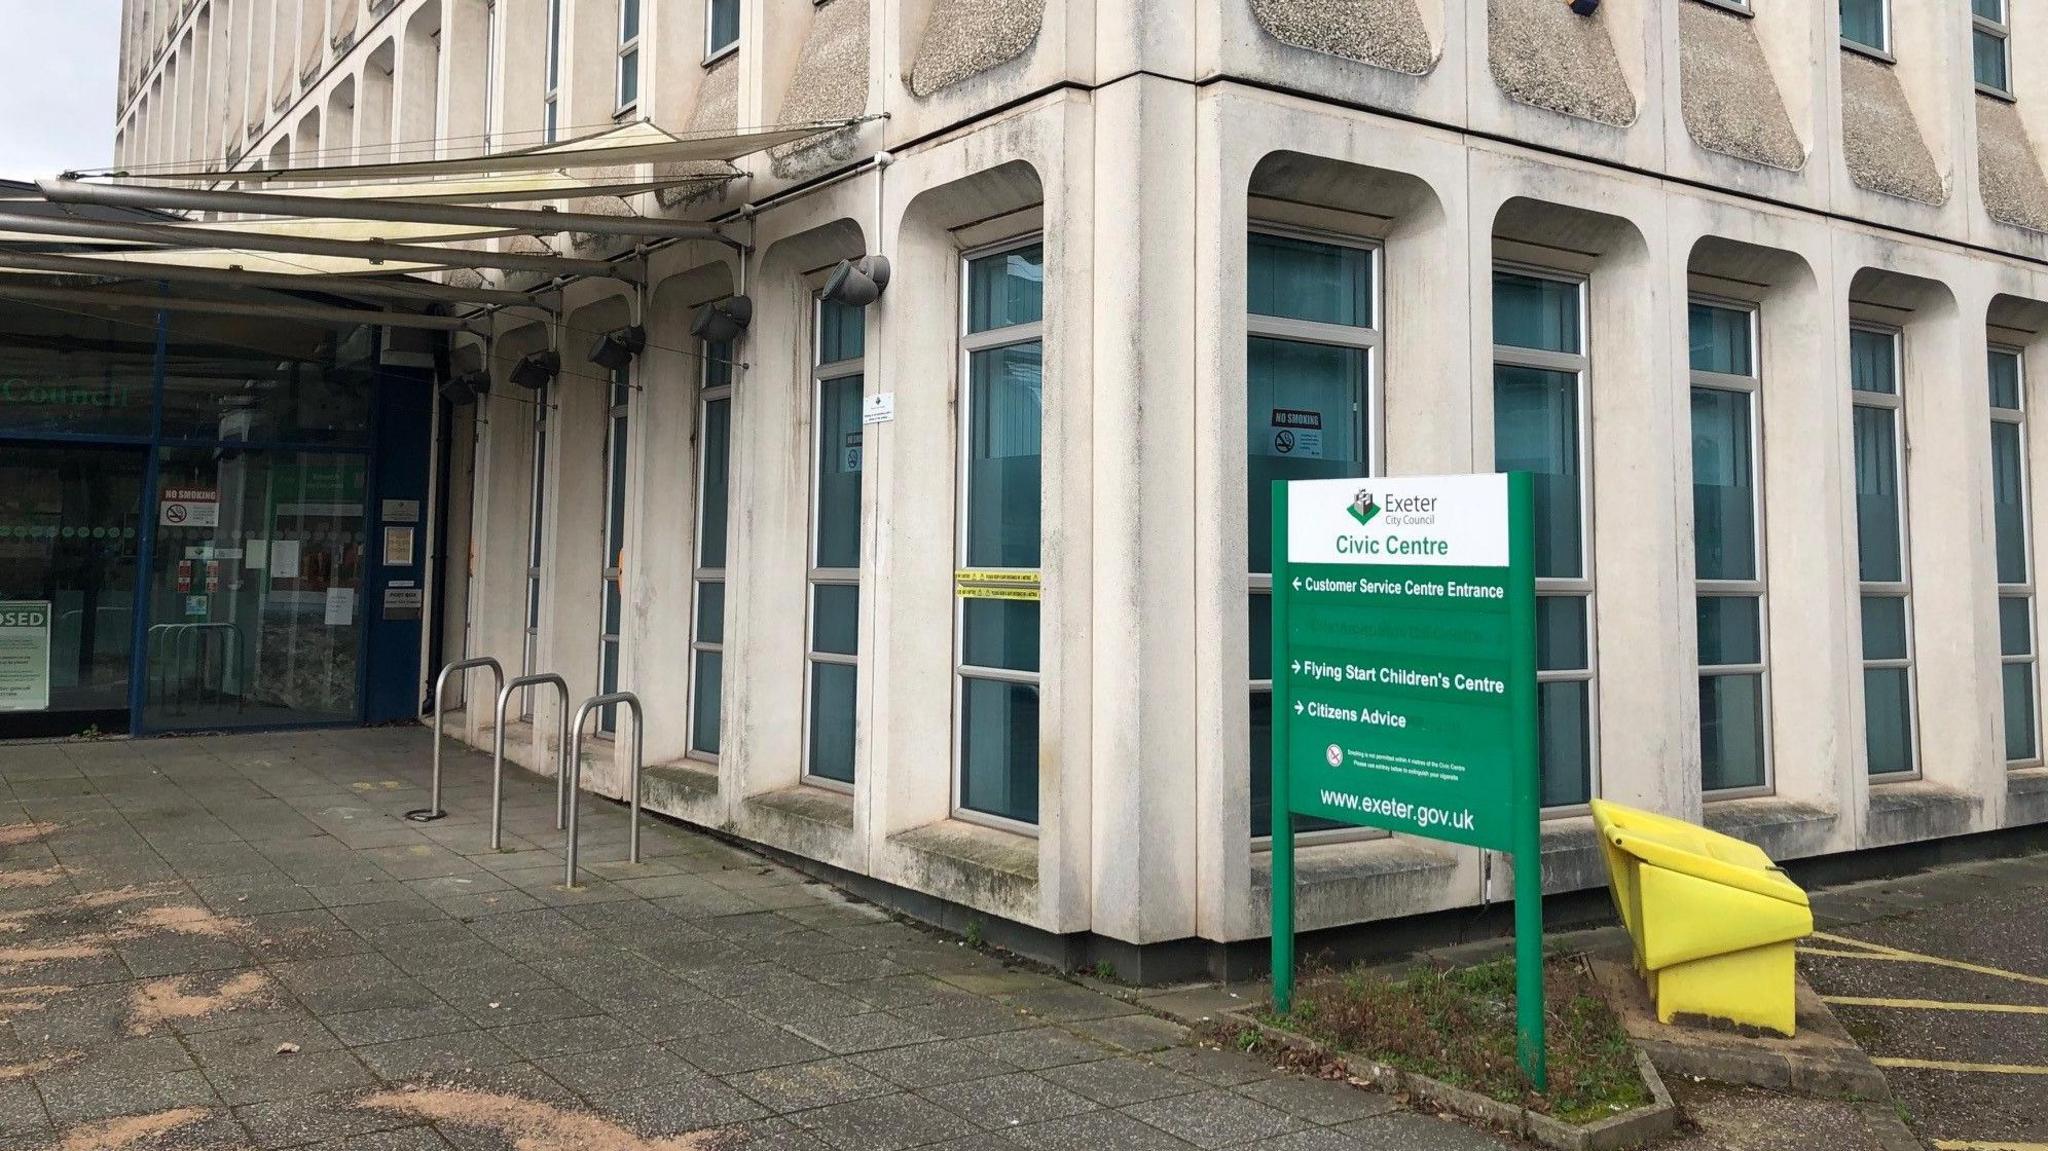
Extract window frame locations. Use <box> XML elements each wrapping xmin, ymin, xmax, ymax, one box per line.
<box><xmin>596</xmin><ymin>364</ymin><xmax>632</xmax><ymax>735</ymax></box>
<box><xmin>1975</xmin><ymin>0</ymin><xmax>2014</xmax><ymax>100</ymax></box>
<box><xmin>521</xmin><ymin>384</ymin><xmax>550</xmax><ymax>720</ymax></box>
<box><xmin>1839</xmin><ymin>0</ymin><xmax>1893</xmax><ymax>59</ymax></box>
<box><xmin>615</xmin><ymin>0</ymin><xmax>641</xmax><ymax>116</ymax></box>
<box><xmin>481</xmin><ymin>0</ymin><xmax>498</xmax><ymax>152</ymax></box>
<box><xmin>1690</xmin><ymin>297</ymin><xmax>1774</xmax><ymax>800</ymax></box>
<box><xmin>542</xmin><ymin>0</ymin><xmax>562</xmax><ymax>142</ymax></box>
<box><xmin>951</xmin><ymin>234</ymin><xmax>1046</xmax><ymax>835</ymax></box>
<box><xmin>1851</xmin><ymin>322</ymin><xmax>1920</xmax><ymax>780</ymax></box>
<box><xmin>1491</xmin><ymin>262</ymin><xmax>1600</xmax><ymax>813</ymax></box>
<box><xmin>803</xmin><ymin>296</ymin><xmax>863</xmax><ymax>792</ymax></box>
<box><xmin>1245</xmin><ymin>224</ymin><xmax>1384</xmax><ymax>850</ymax></box>
<box><xmin>1694</xmin><ymin>0</ymin><xmax>1753</xmax><ymax>17</ymax></box>
<box><xmin>686</xmin><ymin>341</ymin><xmax>733</xmax><ymax>762</ymax></box>
<box><xmin>1991</xmin><ymin>343</ymin><xmax>2037</xmax><ymax>766</ymax></box>
<box><xmin>704</xmin><ymin>0</ymin><xmax>739</xmax><ymax>64</ymax></box>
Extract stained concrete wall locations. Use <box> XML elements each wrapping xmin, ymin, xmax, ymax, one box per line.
<box><xmin>1979</xmin><ymin>96</ymin><xmax>2048</xmax><ymax>234</ymax></box>
<box><xmin>1486</xmin><ymin>0</ymin><xmax>1634</xmax><ymax>127</ymax></box>
<box><xmin>771</xmin><ymin>0</ymin><xmax>871</xmax><ymax>179</ymax></box>
<box><xmin>1248</xmin><ymin>0</ymin><xmax>1432</xmax><ymax>75</ymax></box>
<box><xmin>1841</xmin><ymin>51</ymin><xmax>1946</xmax><ymax>206</ymax></box>
<box><xmin>907</xmin><ymin>0</ymin><xmax>1044</xmax><ymax>96</ymax></box>
<box><xmin>1677</xmin><ymin>0</ymin><xmax>1801</xmax><ymax>171</ymax></box>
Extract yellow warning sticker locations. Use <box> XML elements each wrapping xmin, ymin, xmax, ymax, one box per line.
<box><xmin>956</xmin><ymin>585</ymin><xmax>1042</xmax><ymax>602</ymax></box>
<box><xmin>953</xmin><ymin>569</ymin><xmax>1041</xmax><ymax>586</ymax></box>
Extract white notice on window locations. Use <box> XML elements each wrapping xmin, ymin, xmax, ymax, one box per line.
<box><xmin>245</xmin><ymin>540</ymin><xmax>268</xmax><ymax>570</ymax></box>
<box><xmin>324</xmin><ymin>586</ymin><xmax>355</xmax><ymax>627</ymax></box>
<box><xmin>269</xmin><ymin>540</ymin><xmax>301</xmax><ymax>578</ymax></box>
<box><xmin>0</xmin><ymin>601</ymin><xmax>51</xmax><ymax>712</ymax></box>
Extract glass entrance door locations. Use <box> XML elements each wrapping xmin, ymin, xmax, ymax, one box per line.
<box><xmin>0</xmin><ymin>445</ymin><xmax>146</xmax><ymax>738</ymax></box>
<box><xmin>143</xmin><ymin>449</ymin><xmax>368</xmax><ymax>730</ymax></box>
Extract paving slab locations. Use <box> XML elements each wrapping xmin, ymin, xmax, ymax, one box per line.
<box><xmin>0</xmin><ymin>728</ymin><xmax>1522</xmax><ymax>1151</ymax></box>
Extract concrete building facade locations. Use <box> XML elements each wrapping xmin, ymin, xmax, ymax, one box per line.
<box><xmin>110</xmin><ymin>0</ymin><xmax>2048</xmax><ymax>976</ymax></box>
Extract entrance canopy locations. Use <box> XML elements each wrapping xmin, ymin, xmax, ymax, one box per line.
<box><xmin>0</xmin><ymin>117</ymin><xmax>862</xmax><ymax>318</ymax></box>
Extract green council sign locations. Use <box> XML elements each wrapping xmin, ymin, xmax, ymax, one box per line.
<box><xmin>1269</xmin><ymin>473</ymin><xmax>1545</xmax><ymax>1085</ymax></box>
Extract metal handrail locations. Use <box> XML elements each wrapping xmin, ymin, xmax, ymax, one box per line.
<box><xmin>410</xmin><ymin>656</ymin><xmax>504</xmax><ymax>823</ymax></box>
<box><xmin>563</xmin><ymin>691</ymin><xmax>643</xmax><ymax>888</ymax></box>
<box><xmin>491</xmin><ymin>673</ymin><xmax>569</xmax><ymax>851</ymax></box>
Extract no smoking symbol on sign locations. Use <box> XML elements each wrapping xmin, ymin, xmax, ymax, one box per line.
<box><xmin>165</xmin><ymin>505</ymin><xmax>188</xmax><ymax>525</ymax></box>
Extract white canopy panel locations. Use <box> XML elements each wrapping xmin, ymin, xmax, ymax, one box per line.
<box><xmin>107</xmin><ymin>119</ymin><xmax>839</xmax><ymax>188</ymax></box>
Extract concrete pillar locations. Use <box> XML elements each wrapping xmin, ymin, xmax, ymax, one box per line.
<box><xmin>1086</xmin><ymin>73</ymin><xmax>1198</xmax><ymax>946</ymax></box>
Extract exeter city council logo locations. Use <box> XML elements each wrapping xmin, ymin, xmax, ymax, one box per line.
<box><xmin>1347</xmin><ymin>490</ymin><xmax>1380</xmax><ymax>525</ymax></box>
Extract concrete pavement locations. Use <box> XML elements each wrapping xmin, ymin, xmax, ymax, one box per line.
<box><xmin>0</xmin><ymin>728</ymin><xmax>1517</xmax><ymax>1150</ymax></box>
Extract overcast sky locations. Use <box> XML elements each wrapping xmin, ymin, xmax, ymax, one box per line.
<box><xmin>0</xmin><ymin>0</ymin><xmax>121</xmax><ymax>180</ymax></box>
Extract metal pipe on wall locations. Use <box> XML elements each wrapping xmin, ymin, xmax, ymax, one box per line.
<box><xmin>37</xmin><ymin>177</ymin><xmax>729</xmax><ymax>244</ymax></box>
<box><xmin>0</xmin><ymin>282</ymin><xmax>483</xmax><ymax>333</ymax></box>
<box><xmin>0</xmin><ymin>211</ymin><xmax>630</xmax><ymax>280</ymax></box>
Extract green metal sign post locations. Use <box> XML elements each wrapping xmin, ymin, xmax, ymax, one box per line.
<box><xmin>1270</xmin><ymin>473</ymin><xmax>1544</xmax><ymax>1091</ymax></box>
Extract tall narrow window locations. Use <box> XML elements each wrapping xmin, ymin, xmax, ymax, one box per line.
<box><xmin>481</xmin><ymin>0</ymin><xmax>498</xmax><ymax>151</ymax></box>
<box><xmin>1493</xmin><ymin>269</ymin><xmax>1595</xmax><ymax>808</ymax></box>
<box><xmin>1840</xmin><ymin>0</ymin><xmax>1889</xmax><ymax>53</ymax></box>
<box><xmin>542</xmin><ymin>0</ymin><xmax>561</xmax><ymax>142</ymax></box>
<box><xmin>706</xmin><ymin>0</ymin><xmax>739</xmax><ymax>60</ymax></box>
<box><xmin>597</xmin><ymin>365</ymin><xmax>630</xmax><ymax>733</ymax></box>
<box><xmin>1975</xmin><ymin>0</ymin><xmax>2012</xmax><ymax>97</ymax></box>
<box><xmin>1852</xmin><ymin>326</ymin><xmax>1915</xmax><ymax>776</ymax></box>
<box><xmin>522</xmin><ymin>385</ymin><xmax>549</xmax><ymax>718</ymax></box>
<box><xmin>689</xmin><ymin>339</ymin><xmax>733</xmax><ymax>758</ymax></box>
<box><xmin>806</xmin><ymin>298</ymin><xmax>864</xmax><ymax>787</ymax></box>
<box><xmin>1245</xmin><ymin>230</ymin><xmax>1378</xmax><ymax>838</ymax></box>
<box><xmin>1690</xmin><ymin>302</ymin><xmax>1770</xmax><ymax>794</ymax></box>
<box><xmin>955</xmin><ymin>241</ymin><xmax>1044</xmax><ymax>828</ymax></box>
<box><xmin>615</xmin><ymin>0</ymin><xmax>640</xmax><ymax>114</ymax></box>
<box><xmin>1991</xmin><ymin>346</ymin><xmax>2036</xmax><ymax>764</ymax></box>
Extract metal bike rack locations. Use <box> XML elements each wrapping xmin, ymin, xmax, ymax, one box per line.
<box><xmin>490</xmin><ymin>673</ymin><xmax>569</xmax><ymax>851</ymax></box>
<box><xmin>146</xmin><ymin>622</ymin><xmax>247</xmax><ymax>714</ymax></box>
<box><xmin>410</xmin><ymin>656</ymin><xmax>504</xmax><ymax>823</ymax></box>
<box><xmin>562</xmin><ymin>691</ymin><xmax>643</xmax><ymax>888</ymax></box>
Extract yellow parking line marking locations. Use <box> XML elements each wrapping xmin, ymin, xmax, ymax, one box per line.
<box><xmin>1824</xmin><ymin>996</ymin><xmax>2048</xmax><ymax>1016</ymax></box>
<box><xmin>1805</xmin><ymin>932</ymin><xmax>2048</xmax><ymax>989</ymax></box>
<box><xmin>1933</xmin><ymin>1142</ymin><xmax>2048</xmax><ymax>1150</ymax></box>
<box><xmin>1873</xmin><ymin>1057</ymin><xmax>2048</xmax><ymax>1075</ymax></box>
<box><xmin>1810</xmin><ymin>931</ymin><xmax>1898</xmax><ymax>953</ymax></box>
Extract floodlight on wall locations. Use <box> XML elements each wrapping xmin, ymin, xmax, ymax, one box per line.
<box><xmin>509</xmin><ymin>349</ymin><xmax>561</xmax><ymax>390</ymax></box>
<box><xmin>822</xmin><ymin>255</ymin><xmax>891</xmax><ymax>308</ymax></box>
<box><xmin>439</xmin><ymin>369</ymin><xmax>490</xmax><ymax>406</ymax></box>
<box><xmin>690</xmin><ymin>296</ymin><xmax>753</xmax><ymax>343</ymax></box>
<box><xmin>587</xmin><ymin>324</ymin><xmax>646</xmax><ymax>370</ymax></box>
<box><xmin>1567</xmin><ymin>0</ymin><xmax>1598</xmax><ymax>13</ymax></box>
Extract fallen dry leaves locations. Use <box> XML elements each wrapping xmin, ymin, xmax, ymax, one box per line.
<box><xmin>361</xmin><ymin>1088</ymin><xmax>722</xmax><ymax>1151</ymax></box>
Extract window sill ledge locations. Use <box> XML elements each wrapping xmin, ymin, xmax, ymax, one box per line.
<box><xmin>746</xmin><ymin>784</ymin><xmax>855</xmax><ymax>832</ymax></box>
<box><xmin>1839</xmin><ymin>40</ymin><xmax>1896</xmax><ymax>66</ymax></box>
<box><xmin>891</xmin><ymin>818</ymin><xmax>1038</xmax><ymax>885</ymax></box>
<box><xmin>644</xmin><ymin>757</ymin><xmax>720</xmax><ymax>801</ymax></box>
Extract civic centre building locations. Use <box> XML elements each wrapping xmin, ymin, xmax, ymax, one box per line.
<box><xmin>26</xmin><ymin>0</ymin><xmax>2048</xmax><ymax>974</ymax></box>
